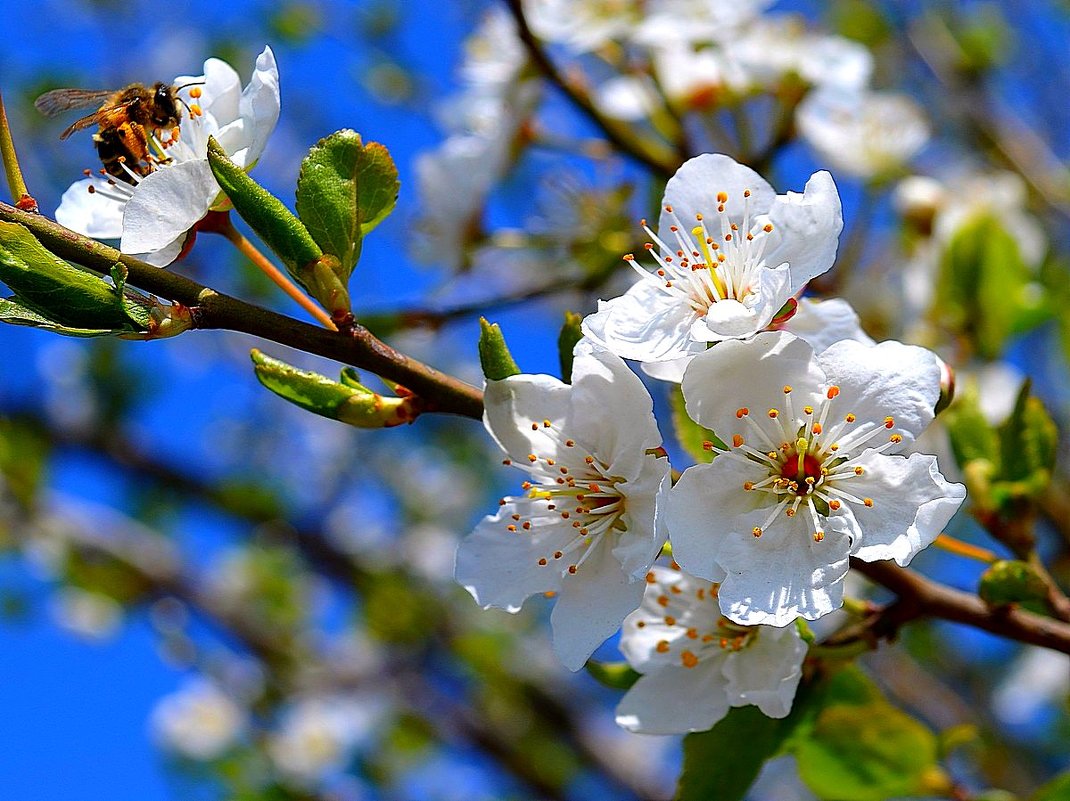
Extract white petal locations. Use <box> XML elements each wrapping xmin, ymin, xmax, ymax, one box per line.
<box><xmin>715</xmin><ymin>513</ymin><xmax>852</xmax><ymax>626</ymax></box>
<box><xmin>681</xmin><ymin>331</ymin><xmax>825</xmax><ymax>439</ymax></box>
<box><xmin>567</xmin><ymin>342</ymin><xmax>662</xmax><ymax>480</ymax></box>
<box><xmin>550</xmin><ymin>539</ymin><xmax>646</xmax><ymax>671</ymax></box>
<box><xmin>198</xmin><ymin>57</ymin><xmax>242</xmax><ymax>126</ymax></box>
<box><xmin>818</xmin><ymin>338</ymin><xmax>942</xmax><ymax>446</ymax></box>
<box><xmin>764</xmin><ymin>170</ymin><xmax>843</xmax><ymax>292</ymax></box>
<box><xmin>616</xmin><ymin>662</ymin><xmax>731</xmax><ymax>734</ymax></box>
<box><xmin>847</xmin><ymin>451</ymin><xmax>966</xmax><ymax>566</ymax></box>
<box><xmin>236</xmin><ymin>46</ymin><xmax>281</xmax><ymax>168</ymax></box>
<box><xmin>613</xmin><ymin>467</ymin><xmax>672</xmax><ymax>578</ymax></box>
<box><xmin>723</xmin><ymin>624</ymin><xmax>807</xmax><ymax>718</ymax></box>
<box><xmin>781</xmin><ymin>297</ymin><xmax>874</xmax><ymax>353</ymax></box>
<box><xmin>696</xmin><ymin>262</ymin><xmax>792</xmax><ymax>340</ymax></box>
<box><xmin>641</xmin><ymin>355</ymin><xmax>692</xmax><ymax>383</ymax></box>
<box><xmin>131</xmin><ymin>236</ymin><xmax>186</xmax><ymax>268</ymax></box>
<box><xmin>582</xmin><ymin>282</ymin><xmax>701</xmax><ymax>364</ymax></box>
<box><xmin>55</xmin><ymin>179</ymin><xmax>125</xmax><ymax>240</ymax></box>
<box><xmin>483</xmin><ymin>373</ymin><xmax>570</xmax><ymax>462</ymax></box>
<box><xmin>660</xmin><ymin>153</ymin><xmax>775</xmax><ymax>230</ymax></box>
<box><xmin>667</xmin><ymin>460</ymin><xmax>765</xmax><ymax>583</ymax></box>
<box><xmin>453</xmin><ymin>499</ymin><xmax>565</xmax><ymax>611</ymax></box>
<box><xmin>121</xmin><ymin>160</ymin><xmax>219</xmax><ymax>254</ymax></box>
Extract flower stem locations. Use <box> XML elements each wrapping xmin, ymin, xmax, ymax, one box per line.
<box><xmin>932</xmin><ymin>534</ymin><xmax>998</xmax><ymax>564</ymax></box>
<box><xmin>0</xmin><ymin>90</ymin><xmax>30</xmax><ymax>203</ymax></box>
<box><xmin>217</xmin><ymin>219</ymin><xmax>337</xmax><ymax>331</ymax></box>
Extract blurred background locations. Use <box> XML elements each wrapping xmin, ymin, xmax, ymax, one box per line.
<box><xmin>1</xmin><ymin>0</ymin><xmax>1070</xmax><ymax>799</ymax></box>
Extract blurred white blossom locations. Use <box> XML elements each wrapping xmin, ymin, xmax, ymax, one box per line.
<box><xmin>152</xmin><ymin>678</ymin><xmax>247</xmax><ymax>761</ymax></box>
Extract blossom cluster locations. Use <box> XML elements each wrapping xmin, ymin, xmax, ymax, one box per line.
<box><xmin>455</xmin><ymin>150</ymin><xmax>965</xmax><ymax>735</ymax></box>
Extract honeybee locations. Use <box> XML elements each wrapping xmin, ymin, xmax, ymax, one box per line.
<box><xmin>35</xmin><ymin>83</ymin><xmax>184</xmax><ymax>184</ymax></box>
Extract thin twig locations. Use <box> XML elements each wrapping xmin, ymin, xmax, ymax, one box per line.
<box><xmin>501</xmin><ymin>0</ymin><xmax>678</xmax><ymax>179</ymax></box>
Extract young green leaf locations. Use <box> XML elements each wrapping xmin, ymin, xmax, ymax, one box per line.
<box><xmin>207</xmin><ymin>137</ymin><xmax>323</xmax><ymax>278</ymax></box>
<box><xmin>251</xmin><ymin>349</ymin><xmax>422</xmax><ymax>428</ymax></box>
<box><xmin>295</xmin><ymin>129</ymin><xmax>399</xmax><ymax>274</ymax></box>
<box><xmin>557</xmin><ymin>311</ymin><xmax>583</xmax><ymax>383</ymax></box>
<box><xmin>998</xmin><ymin>381</ymin><xmax>1057</xmax><ymax>483</ymax></box>
<box><xmin>978</xmin><ymin>559</ymin><xmax>1049</xmax><ymax>610</ymax></box>
<box><xmin>478</xmin><ymin>318</ymin><xmax>520</xmax><ymax>381</ymax></box>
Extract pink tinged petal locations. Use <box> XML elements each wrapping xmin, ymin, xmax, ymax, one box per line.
<box><xmin>616</xmin><ymin>662</ymin><xmax>731</xmax><ymax>734</ymax></box>
<box><xmin>55</xmin><ymin>178</ymin><xmax>125</xmax><ymax>240</ymax></box>
<box><xmin>453</xmin><ymin>500</ymin><xmax>566</xmax><ymax>612</ymax></box>
<box><xmin>483</xmin><ymin>373</ymin><xmax>570</xmax><ymax>462</ymax></box>
<box><xmin>550</xmin><ymin>539</ymin><xmax>647</xmax><ymax>671</ymax></box>
<box><xmin>612</xmin><ymin>468</ymin><xmax>672</xmax><ymax>578</ymax></box>
<box><xmin>681</xmin><ymin>331</ymin><xmax>825</xmax><ymax>439</ymax></box>
<box><xmin>764</xmin><ymin>170</ymin><xmax>843</xmax><ymax>293</ymax></box>
<box><xmin>818</xmin><ymin>338</ymin><xmax>942</xmax><ymax>446</ymax></box>
<box><xmin>847</xmin><ymin>451</ymin><xmax>966</xmax><ymax>567</ymax></box>
<box><xmin>659</xmin><ymin>153</ymin><xmax>775</xmax><ymax>232</ymax></box>
<box><xmin>121</xmin><ymin>159</ymin><xmax>219</xmax><ymax>255</ymax></box>
<box><xmin>567</xmin><ymin>342</ymin><xmax>662</xmax><ymax>480</ymax></box>
<box><xmin>722</xmin><ymin>624</ymin><xmax>807</xmax><ymax>718</ymax></box>
<box><xmin>131</xmin><ymin>237</ymin><xmax>185</xmax><ymax>268</ymax></box>
<box><xmin>582</xmin><ymin>282</ymin><xmax>702</xmax><ymax>364</ymax></box>
<box><xmin>715</xmin><ymin>513</ymin><xmax>852</xmax><ymax>626</ymax></box>
<box><xmin>782</xmin><ymin>297</ymin><xmax>874</xmax><ymax>353</ymax></box>
<box><xmin>666</xmin><ymin>460</ymin><xmax>766</xmax><ymax>583</ymax></box>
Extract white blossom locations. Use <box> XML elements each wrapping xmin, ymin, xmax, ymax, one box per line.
<box><xmin>56</xmin><ymin>47</ymin><xmax>280</xmax><ymax>266</ymax></box>
<box><xmin>667</xmin><ymin>331</ymin><xmax>965</xmax><ymax>626</ymax></box>
<box><xmin>151</xmin><ymin>678</ymin><xmax>247</xmax><ymax>761</ymax></box>
<box><xmin>616</xmin><ymin>566</ymin><xmax>807</xmax><ymax>734</ymax></box>
<box><xmin>268</xmin><ymin>695</ymin><xmax>384</xmax><ymax>784</ymax></box>
<box><xmin>796</xmin><ymin>88</ymin><xmax>929</xmax><ymax>180</ymax></box>
<box><xmin>583</xmin><ymin>153</ymin><xmax>842</xmax><ymax>371</ymax></box>
<box><xmin>455</xmin><ymin>342</ymin><xmax>671</xmax><ymax>670</ymax></box>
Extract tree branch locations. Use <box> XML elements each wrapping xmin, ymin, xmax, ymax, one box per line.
<box><xmin>846</xmin><ymin>558</ymin><xmax>1070</xmax><ymax>654</ymax></box>
<box><xmin>501</xmin><ymin>0</ymin><xmax>679</xmax><ymax>179</ymax></box>
<box><xmin>0</xmin><ymin>201</ymin><xmax>484</xmax><ymax>420</ymax></box>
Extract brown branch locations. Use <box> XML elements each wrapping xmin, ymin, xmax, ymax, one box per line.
<box><xmin>846</xmin><ymin>559</ymin><xmax>1070</xmax><ymax>654</ymax></box>
<box><xmin>501</xmin><ymin>0</ymin><xmax>679</xmax><ymax>179</ymax></box>
<box><xmin>0</xmin><ymin>201</ymin><xmax>484</xmax><ymax>420</ymax></box>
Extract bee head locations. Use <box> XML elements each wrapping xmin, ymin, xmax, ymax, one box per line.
<box><xmin>151</xmin><ymin>82</ymin><xmax>181</xmax><ymax>128</ymax></box>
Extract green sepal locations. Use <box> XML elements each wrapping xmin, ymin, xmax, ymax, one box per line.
<box><xmin>478</xmin><ymin>318</ymin><xmax>520</xmax><ymax>381</ymax></box>
<box><xmin>585</xmin><ymin>660</ymin><xmax>640</xmax><ymax>690</ymax></box>
<box><xmin>978</xmin><ymin>559</ymin><xmax>1049</xmax><ymax>610</ymax></box>
<box><xmin>251</xmin><ymin>349</ymin><xmax>421</xmax><ymax>428</ymax></box>
<box><xmin>557</xmin><ymin>311</ymin><xmax>583</xmax><ymax>383</ymax></box>
<box><xmin>670</xmin><ymin>385</ymin><xmax>722</xmax><ymax>464</ymax></box>
<box><xmin>206</xmin><ymin>137</ymin><xmax>340</xmax><ymax>310</ymax></box>
<box><xmin>295</xmin><ymin>129</ymin><xmax>399</xmax><ymax>275</ymax></box>
<box><xmin>0</xmin><ymin>221</ymin><xmax>144</xmax><ymax>330</ymax></box>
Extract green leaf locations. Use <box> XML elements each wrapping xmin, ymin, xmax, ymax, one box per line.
<box><xmin>785</xmin><ymin>666</ymin><xmax>939</xmax><ymax>801</ymax></box>
<box><xmin>206</xmin><ymin>137</ymin><xmax>323</xmax><ymax>278</ymax></box>
<box><xmin>585</xmin><ymin>660</ymin><xmax>640</xmax><ymax>690</ymax></box>
<box><xmin>670</xmin><ymin>386</ymin><xmax>721</xmax><ymax>464</ymax></box>
<box><xmin>944</xmin><ymin>390</ymin><xmax>1000</xmax><ymax>468</ymax></box>
<box><xmin>939</xmin><ymin>216</ymin><xmax>1048</xmax><ymax>358</ymax></box>
<box><xmin>0</xmin><ymin>297</ymin><xmax>125</xmax><ymax>337</ymax></box>
<box><xmin>676</xmin><ymin>705</ymin><xmax>798</xmax><ymax>801</ymax></box>
<box><xmin>250</xmin><ymin>349</ymin><xmax>420</xmax><ymax>428</ymax></box>
<box><xmin>998</xmin><ymin>381</ymin><xmax>1057</xmax><ymax>482</ymax></box>
<box><xmin>1032</xmin><ymin>772</ymin><xmax>1070</xmax><ymax>801</ymax></box>
<box><xmin>0</xmin><ymin>221</ymin><xmax>140</xmax><ymax>330</ymax></box>
<box><xmin>295</xmin><ymin>129</ymin><xmax>399</xmax><ymax>275</ymax></box>
<box><xmin>478</xmin><ymin>318</ymin><xmax>520</xmax><ymax>381</ymax></box>
<box><xmin>978</xmin><ymin>559</ymin><xmax>1049</xmax><ymax>609</ymax></box>
<box><xmin>557</xmin><ymin>311</ymin><xmax>583</xmax><ymax>383</ymax></box>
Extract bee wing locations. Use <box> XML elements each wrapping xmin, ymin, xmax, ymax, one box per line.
<box><xmin>59</xmin><ymin>111</ymin><xmax>106</xmax><ymax>140</ymax></box>
<box><xmin>34</xmin><ymin>88</ymin><xmax>116</xmax><ymax>116</ymax></box>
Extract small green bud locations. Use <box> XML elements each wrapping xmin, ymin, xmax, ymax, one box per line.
<box><xmin>978</xmin><ymin>559</ymin><xmax>1048</xmax><ymax>610</ymax></box>
<box><xmin>478</xmin><ymin>318</ymin><xmax>520</xmax><ymax>381</ymax></box>
<box><xmin>585</xmin><ymin>660</ymin><xmax>640</xmax><ymax>690</ymax></box>
<box><xmin>557</xmin><ymin>311</ymin><xmax>583</xmax><ymax>383</ymax></box>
